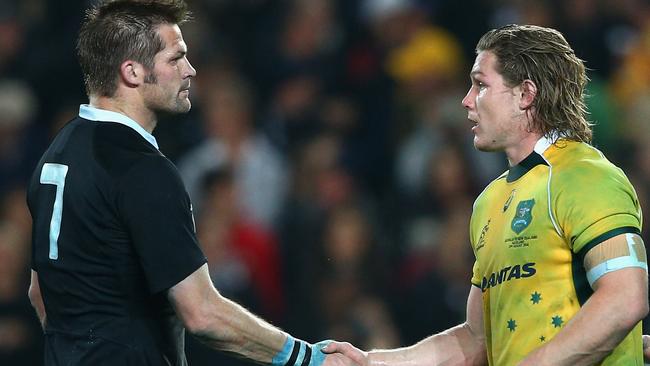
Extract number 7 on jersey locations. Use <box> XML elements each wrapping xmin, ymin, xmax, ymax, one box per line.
<box><xmin>40</xmin><ymin>163</ymin><xmax>69</xmax><ymax>260</ymax></box>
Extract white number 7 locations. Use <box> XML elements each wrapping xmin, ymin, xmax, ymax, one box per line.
<box><xmin>40</xmin><ymin>163</ymin><xmax>69</xmax><ymax>260</ymax></box>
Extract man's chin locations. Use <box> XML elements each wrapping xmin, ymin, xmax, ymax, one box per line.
<box><xmin>171</xmin><ymin>99</ymin><xmax>192</xmax><ymax>113</ymax></box>
<box><xmin>154</xmin><ymin>102</ymin><xmax>191</xmax><ymax>117</ymax></box>
<box><xmin>473</xmin><ymin>137</ymin><xmax>486</xmax><ymax>151</ymax></box>
<box><xmin>178</xmin><ymin>101</ymin><xmax>192</xmax><ymax>113</ymax></box>
<box><xmin>473</xmin><ymin>138</ymin><xmax>499</xmax><ymax>152</ymax></box>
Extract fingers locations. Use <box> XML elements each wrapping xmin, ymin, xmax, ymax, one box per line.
<box><xmin>322</xmin><ymin>341</ymin><xmax>354</xmax><ymax>354</ymax></box>
<box><xmin>321</xmin><ymin>342</ymin><xmax>339</xmax><ymax>354</ymax></box>
<box><xmin>313</xmin><ymin>340</ymin><xmax>333</xmax><ymax>353</ymax></box>
<box><xmin>322</xmin><ymin>342</ymin><xmax>367</xmax><ymax>365</ymax></box>
<box><xmin>324</xmin><ymin>353</ymin><xmax>363</xmax><ymax>366</ymax></box>
<box><xmin>643</xmin><ymin>335</ymin><xmax>650</xmax><ymax>362</ymax></box>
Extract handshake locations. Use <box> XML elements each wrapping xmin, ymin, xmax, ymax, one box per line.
<box><xmin>273</xmin><ymin>336</ymin><xmax>366</xmax><ymax>366</ymax></box>
<box><xmin>281</xmin><ymin>333</ymin><xmax>650</xmax><ymax>366</ymax></box>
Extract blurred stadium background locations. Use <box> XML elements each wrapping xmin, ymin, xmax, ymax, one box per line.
<box><xmin>0</xmin><ymin>0</ymin><xmax>649</xmax><ymax>364</ymax></box>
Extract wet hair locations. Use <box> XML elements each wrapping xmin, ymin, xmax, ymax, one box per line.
<box><xmin>476</xmin><ymin>24</ymin><xmax>592</xmax><ymax>143</ymax></box>
<box><xmin>77</xmin><ymin>0</ymin><xmax>191</xmax><ymax>97</ymax></box>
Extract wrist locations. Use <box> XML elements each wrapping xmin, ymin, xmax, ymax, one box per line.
<box><xmin>272</xmin><ymin>335</ymin><xmax>329</xmax><ymax>366</ymax></box>
<box><xmin>272</xmin><ymin>335</ymin><xmax>296</xmax><ymax>366</ymax></box>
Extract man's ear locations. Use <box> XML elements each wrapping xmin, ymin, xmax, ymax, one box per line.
<box><xmin>519</xmin><ymin>79</ymin><xmax>537</xmax><ymax>110</ymax></box>
<box><xmin>119</xmin><ymin>60</ymin><xmax>145</xmax><ymax>88</ymax></box>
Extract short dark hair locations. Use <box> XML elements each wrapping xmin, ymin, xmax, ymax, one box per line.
<box><xmin>77</xmin><ymin>0</ymin><xmax>191</xmax><ymax>97</ymax></box>
<box><xmin>476</xmin><ymin>24</ymin><xmax>592</xmax><ymax>143</ymax></box>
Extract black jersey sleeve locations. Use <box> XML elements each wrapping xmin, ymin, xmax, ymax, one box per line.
<box><xmin>117</xmin><ymin>155</ymin><xmax>206</xmax><ymax>294</ymax></box>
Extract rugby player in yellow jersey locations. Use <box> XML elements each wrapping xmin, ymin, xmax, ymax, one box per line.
<box><xmin>323</xmin><ymin>24</ymin><xmax>649</xmax><ymax>365</ymax></box>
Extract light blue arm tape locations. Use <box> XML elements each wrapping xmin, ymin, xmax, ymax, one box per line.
<box><xmin>309</xmin><ymin>340</ymin><xmax>331</xmax><ymax>366</ymax></box>
<box><xmin>271</xmin><ymin>336</ymin><xmax>331</xmax><ymax>366</ymax></box>
<box><xmin>272</xmin><ymin>335</ymin><xmax>295</xmax><ymax>366</ymax></box>
<box><xmin>586</xmin><ymin>234</ymin><xmax>648</xmax><ymax>287</ymax></box>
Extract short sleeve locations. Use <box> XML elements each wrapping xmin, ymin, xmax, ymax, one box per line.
<box><xmin>469</xmin><ymin>204</ymin><xmax>484</xmax><ymax>288</ymax></box>
<box><xmin>471</xmin><ymin>260</ymin><xmax>482</xmax><ymax>288</ymax></box>
<box><xmin>117</xmin><ymin>156</ymin><xmax>206</xmax><ymax>294</ymax></box>
<box><xmin>553</xmin><ymin>161</ymin><xmax>642</xmax><ymax>254</ymax></box>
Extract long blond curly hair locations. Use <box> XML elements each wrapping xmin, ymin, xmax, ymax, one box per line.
<box><xmin>477</xmin><ymin>24</ymin><xmax>593</xmax><ymax>143</ymax></box>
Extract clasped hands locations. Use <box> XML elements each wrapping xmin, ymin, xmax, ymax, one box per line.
<box><xmin>320</xmin><ymin>336</ymin><xmax>650</xmax><ymax>366</ymax></box>
<box><xmin>320</xmin><ymin>341</ymin><xmax>368</xmax><ymax>366</ymax></box>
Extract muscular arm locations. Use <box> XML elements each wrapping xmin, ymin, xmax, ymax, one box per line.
<box><xmin>168</xmin><ymin>263</ymin><xmax>286</xmax><ymax>363</ymax></box>
<box><xmin>28</xmin><ymin>270</ymin><xmax>47</xmax><ymax>329</ymax></box>
<box><xmin>327</xmin><ymin>286</ymin><xmax>487</xmax><ymax>366</ymax></box>
<box><xmin>520</xmin><ymin>234</ymin><xmax>649</xmax><ymax>365</ymax></box>
<box><xmin>371</xmin><ymin>286</ymin><xmax>486</xmax><ymax>366</ymax></box>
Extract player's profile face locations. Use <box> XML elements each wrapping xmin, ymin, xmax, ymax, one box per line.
<box><xmin>462</xmin><ymin>51</ymin><xmax>527</xmax><ymax>154</ymax></box>
<box><xmin>141</xmin><ymin>23</ymin><xmax>196</xmax><ymax>114</ymax></box>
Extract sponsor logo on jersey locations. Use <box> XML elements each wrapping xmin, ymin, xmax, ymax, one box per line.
<box><xmin>481</xmin><ymin>262</ymin><xmax>536</xmax><ymax>292</ymax></box>
<box><xmin>511</xmin><ymin>199</ymin><xmax>535</xmax><ymax>234</ymax></box>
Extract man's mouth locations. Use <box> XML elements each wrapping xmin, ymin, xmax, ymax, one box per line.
<box><xmin>468</xmin><ymin>117</ymin><xmax>478</xmax><ymax>131</ymax></box>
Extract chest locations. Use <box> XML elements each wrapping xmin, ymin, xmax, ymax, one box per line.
<box><xmin>471</xmin><ymin>167</ymin><xmax>570</xmax><ymax>277</ymax></box>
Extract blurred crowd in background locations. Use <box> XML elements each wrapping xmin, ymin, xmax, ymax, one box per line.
<box><xmin>0</xmin><ymin>0</ymin><xmax>649</xmax><ymax>364</ymax></box>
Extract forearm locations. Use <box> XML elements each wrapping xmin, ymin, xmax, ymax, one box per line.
<box><xmin>368</xmin><ymin>322</ymin><xmax>487</xmax><ymax>366</ymax></box>
<box><xmin>189</xmin><ymin>291</ymin><xmax>286</xmax><ymax>364</ymax></box>
<box><xmin>520</xmin><ymin>270</ymin><xmax>648</xmax><ymax>365</ymax></box>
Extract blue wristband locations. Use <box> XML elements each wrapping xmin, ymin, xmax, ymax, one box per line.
<box><xmin>272</xmin><ymin>336</ymin><xmax>331</xmax><ymax>366</ymax></box>
<box><xmin>272</xmin><ymin>335</ymin><xmax>296</xmax><ymax>366</ymax></box>
<box><xmin>309</xmin><ymin>340</ymin><xmax>331</xmax><ymax>366</ymax></box>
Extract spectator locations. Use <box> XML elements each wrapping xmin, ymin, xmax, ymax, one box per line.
<box><xmin>178</xmin><ymin>72</ymin><xmax>288</xmax><ymax>228</ymax></box>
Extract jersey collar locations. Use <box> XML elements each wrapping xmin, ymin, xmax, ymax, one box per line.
<box><xmin>506</xmin><ymin>135</ymin><xmax>555</xmax><ymax>183</ymax></box>
<box><xmin>533</xmin><ymin>134</ymin><xmax>556</xmax><ymax>155</ymax></box>
<box><xmin>79</xmin><ymin>104</ymin><xmax>159</xmax><ymax>150</ymax></box>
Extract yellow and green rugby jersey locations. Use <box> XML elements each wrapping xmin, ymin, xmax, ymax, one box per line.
<box><xmin>470</xmin><ymin>137</ymin><xmax>643</xmax><ymax>365</ymax></box>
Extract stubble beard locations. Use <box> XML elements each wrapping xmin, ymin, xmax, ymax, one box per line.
<box><xmin>144</xmin><ymin>73</ymin><xmax>191</xmax><ymax>114</ymax></box>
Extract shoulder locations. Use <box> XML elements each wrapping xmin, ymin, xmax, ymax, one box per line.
<box><xmin>93</xmin><ymin>122</ymin><xmax>165</xmax><ymax>178</ymax></box>
<box><xmin>121</xmin><ymin>154</ymin><xmax>182</xmax><ymax>188</ymax></box>
<box><xmin>115</xmin><ymin>154</ymin><xmax>190</xmax><ymax>216</ymax></box>
<box><xmin>547</xmin><ymin>141</ymin><xmax>633</xmax><ymax>194</ymax></box>
<box><xmin>93</xmin><ymin>121</ymin><xmax>159</xmax><ymax>157</ymax></box>
<box><xmin>544</xmin><ymin>141</ymin><xmax>641</xmax><ymax>248</ymax></box>
<box><xmin>473</xmin><ymin>170</ymin><xmax>508</xmax><ymax>210</ymax></box>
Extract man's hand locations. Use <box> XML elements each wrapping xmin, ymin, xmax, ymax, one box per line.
<box><xmin>322</xmin><ymin>341</ymin><xmax>368</xmax><ymax>366</ymax></box>
<box><xmin>322</xmin><ymin>352</ymin><xmax>363</xmax><ymax>366</ymax></box>
<box><xmin>300</xmin><ymin>340</ymin><xmax>361</xmax><ymax>366</ymax></box>
<box><xmin>643</xmin><ymin>335</ymin><xmax>650</xmax><ymax>362</ymax></box>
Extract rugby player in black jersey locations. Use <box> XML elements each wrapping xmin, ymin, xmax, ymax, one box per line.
<box><xmin>26</xmin><ymin>1</ymin><xmax>356</xmax><ymax>365</ymax></box>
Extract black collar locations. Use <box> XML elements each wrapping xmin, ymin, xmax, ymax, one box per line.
<box><xmin>506</xmin><ymin>151</ymin><xmax>549</xmax><ymax>182</ymax></box>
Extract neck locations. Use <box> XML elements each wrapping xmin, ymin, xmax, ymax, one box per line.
<box><xmin>505</xmin><ymin>132</ymin><xmax>544</xmax><ymax>166</ymax></box>
<box><xmin>89</xmin><ymin>95</ymin><xmax>157</xmax><ymax>133</ymax></box>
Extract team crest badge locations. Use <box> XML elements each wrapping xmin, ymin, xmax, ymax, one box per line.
<box><xmin>511</xmin><ymin>199</ymin><xmax>535</xmax><ymax>234</ymax></box>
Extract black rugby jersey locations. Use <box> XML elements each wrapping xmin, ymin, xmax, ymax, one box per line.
<box><xmin>27</xmin><ymin>105</ymin><xmax>206</xmax><ymax>366</ymax></box>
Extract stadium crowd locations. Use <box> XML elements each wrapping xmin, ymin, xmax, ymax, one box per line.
<box><xmin>0</xmin><ymin>0</ymin><xmax>649</xmax><ymax>364</ymax></box>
